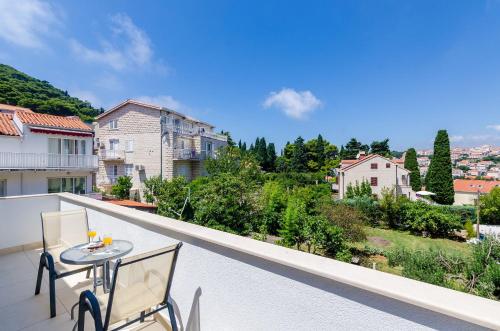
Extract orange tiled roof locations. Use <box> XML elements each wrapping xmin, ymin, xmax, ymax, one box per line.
<box><xmin>106</xmin><ymin>199</ymin><xmax>157</xmax><ymax>209</ymax></box>
<box><xmin>454</xmin><ymin>179</ymin><xmax>500</xmax><ymax>194</ymax></box>
<box><xmin>0</xmin><ymin>104</ymin><xmax>33</xmax><ymax>113</ymax></box>
<box><xmin>16</xmin><ymin>111</ymin><xmax>92</xmax><ymax>131</ymax></box>
<box><xmin>0</xmin><ymin>113</ymin><xmax>20</xmax><ymax>136</ymax></box>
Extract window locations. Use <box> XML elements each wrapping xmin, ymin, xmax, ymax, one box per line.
<box><xmin>113</xmin><ymin>165</ymin><xmax>118</xmax><ymax>176</ymax></box>
<box><xmin>402</xmin><ymin>175</ymin><xmax>407</xmax><ymax>185</ymax></box>
<box><xmin>48</xmin><ymin>138</ymin><xmax>61</xmax><ymax>154</ymax></box>
<box><xmin>125</xmin><ymin>140</ymin><xmax>134</xmax><ymax>152</ymax></box>
<box><xmin>0</xmin><ymin>179</ymin><xmax>6</xmax><ymax>197</ymax></box>
<box><xmin>109</xmin><ymin>119</ymin><xmax>118</xmax><ymax>129</ymax></box>
<box><xmin>80</xmin><ymin>140</ymin><xmax>86</xmax><ymax>155</ymax></box>
<box><xmin>206</xmin><ymin>141</ymin><xmax>213</xmax><ymax>152</ymax></box>
<box><xmin>125</xmin><ymin>164</ymin><xmax>134</xmax><ymax>176</ymax></box>
<box><xmin>386</xmin><ymin>163</ymin><xmax>391</xmax><ymax>168</ymax></box>
<box><xmin>370</xmin><ymin>177</ymin><xmax>378</xmax><ymax>186</ymax></box>
<box><xmin>109</xmin><ymin>139</ymin><xmax>119</xmax><ymax>150</ymax></box>
<box><xmin>371</xmin><ymin>163</ymin><xmax>378</xmax><ymax>169</ymax></box>
<box><xmin>48</xmin><ymin>177</ymin><xmax>87</xmax><ymax>194</ymax></box>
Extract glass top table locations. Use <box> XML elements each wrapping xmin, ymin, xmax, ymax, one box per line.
<box><xmin>60</xmin><ymin>240</ymin><xmax>133</xmax><ymax>265</ymax></box>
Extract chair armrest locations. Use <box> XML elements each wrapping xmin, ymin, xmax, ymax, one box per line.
<box><xmin>78</xmin><ymin>290</ymin><xmax>104</xmax><ymax>331</ymax></box>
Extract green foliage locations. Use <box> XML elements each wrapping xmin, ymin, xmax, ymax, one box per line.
<box><xmin>290</xmin><ymin>136</ymin><xmax>308</xmax><ymax>172</ymax></box>
<box><xmin>387</xmin><ymin>238</ymin><xmax>500</xmax><ymax>300</ymax></box>
<box><xmin>426</xmin><ymin>130</ymin><xmax>454</xmax><ymax>205</ymax></box>
<box><xmin>480</xmin><ymin>187</ymin><xmax>500</xmax><ymax>224</ymax></box>
<box><xmin>219</xmin><ymin>130</ymin><xmax>235</xmax><ymax>147</ymax></box>
<box><xmin>370</xmin><ymin>138</ymin><xmax>391</xmax><ymax>157</ymax></box>
<box><xmin>144</xmin><ymin>176</ymin><xmax>193</xmax><ymax>220</ymax></box>
<box><xmin>339</xmin><ymin>196</ymin><xmax>381</xmax><ymax>226</ymax></box>
<box><xmin>260</xmin><ymin>181</ymin><xmax>288</xmax><ymax>234</ymax></box>
<box><xmin>345</xmin><ymin>180</ymin><xmax>372</xmax><ymax>199</ymax></box>
<box><xmin>0</xmin><ymin>64</ymin><xmax>101</xmax><ymax>121</ymax></box>
<box><xmin>379</xmin><ymin>188</ymin><xmax>408</xmax><ymax>228</ymax></box>
<box><xmin>205</xmin><ymin>146</ymin><xmax>262</xmax><ymax>182</ymax></box>
<box><xmin>111</xmin><ymin>176</ymin><xmax>133</xmax><ymax>199</ymax></box>
<box><xmin>321</xmin><ymin>203</ymin><xmax>367</xmax><ymax>242</ymax></box>
<box><xmin>464</xmin><ymin>219</ymin><xmax>476</xmax><ymax>239</ymax></box>
<box><xmin>402</xmin><ymin>202</ymin><xmax>461</xmax><ymax>237</ymax></box>
<box><xmin>191</xmin><ymin>173</ymin><xmax>260</xmax><ymax>235</ymax></box>
<box><xmin>404</xmin><ymin>148</ymin><xmax>422</xmax><ymax>191</ymax></box>
<box><xmin>280</xmin><ymin>195</ymin><xmax>309</xmax><ymax>249</ymax></box>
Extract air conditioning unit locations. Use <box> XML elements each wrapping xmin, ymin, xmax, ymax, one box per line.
<box><xmin>135</xmin><ymin>164</ymin><xmax>145</xmax><ymax>171</ymax></box>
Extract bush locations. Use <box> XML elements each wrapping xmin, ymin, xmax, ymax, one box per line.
<box><xmin>320</xmin><ymin>224</ymin><xmax>346</xmax><ymax>257</ymax></box>
<box><xmin>321</xmin><ymin>203</ymin><xmax>367</xmax><ymax>242</ymax></box>
<box><xmin>464</xmin><ymin>219</ymin><xmax>476</xmax><ymax>239</ymax></box>
<box><xmin>405</xmin><ymin>206</ymin><xmax>461</xmax><ymax>237</ymax></box>
<box><xmin>260</xmin><ymin>181</ymin><xmax>288</xmax><ymax>235</ymax></box>
<box><xmin>111</xmin><ymin>176</ymin><xmax>132</xmax><ymax>199</ymax></box>
<box><xmin>144</xmin><ymin>176</ymin><xmax>193</xmax><ymax>220</ymax></box>
<box><xmin>339</xmin><ymin>196</ymin><xmax>381</xmax><ymax>226</ymax></box>
<box><xmin>480</xmin><ymin>187</ymin><xmax>500</xmax><ymax>225</ymax></box>
<box><xmin>440</xmin><ymin>205</ymin><xmax>476</xmax><ymax>224</ymax></box>
<box><xmin>379</xmin><ymin>188</ymin><xmax>409</xmax><ymax>228</ymax></box>
<box><xmin>345</xmin><ymin>180</ymin><xmax>372</xmax><ymax>199</ymax></box>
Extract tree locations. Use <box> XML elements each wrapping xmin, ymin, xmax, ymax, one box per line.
<box><xmin>291</xmin><ymin>136</ymin><xmax>307</xmax><ymax>172</ymax></box>
<box><xmin>144</xmin><ymin>176</ymin><xmax>193</xmax><ymax>220</ymax></box>
<box><xmin>266</xmin><ymin>143</ymin><xmax>277</xmax><ymax>171</ymax></box>
<box><xmin>370</xmin><ymin>139</ymin><xmax>390</xmax><ymax>157</ymax></box>
<box><xmin>205</xmin><ymin>146</ymin><xmax>262</xmax><ymax>182</ymax></box>
<box><xmin>345</xmin><ymin>180</ymin><xmax>372</xmax><ymax>198</ymax></box>
<box><xmin>426</xmin><ymin>130</ymin><xmax>454</xmax><ymax>204</ymax></box>
<box><xmin>280</xmin><ymin>195</ymin><xmax>308</xmax><ymax>249</ymax></box>
<box><xmin>111</xmin><ymin>176</ymin><xmax>133</xmax><ymax>199</ymax></box>
<box><xmin>404</xmin><ymin>148</ymin><xmax>422</xmax><ymax>191</ymax></box>
<box><xmin>342</xmin><ymin>138</ymin><xmax>369</xmax><ymax>160</ymax></box>
<box><xmin>480</xmin><ymin>187</ymin><xmax>500</xmax><ymax>224</ymax></box>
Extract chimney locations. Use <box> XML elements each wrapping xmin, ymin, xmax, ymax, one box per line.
<box><xmin>356</xmin><ymin>151</ymin><xmax>367</xmax><ymax>160</ymax></box>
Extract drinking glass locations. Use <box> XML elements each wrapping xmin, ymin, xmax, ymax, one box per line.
<box><xmin>87</xmin><ymin>229</ymin><xmax>97</xmax><ymax>242</ymax></box>
<box><xmin>103</xmin><ymin>233</ymin><xmax>113</xmax><ymax>247</ymax></box>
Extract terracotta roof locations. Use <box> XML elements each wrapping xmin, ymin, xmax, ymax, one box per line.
<box><xmin>0</xmin><ymin>113</ymin><xmax>20</xmax><ymax>136</ymax></box>
<box><xmin>16</xmin><ymin>111</ymin><xmax>92</xmax><ymax>132</ymax></box>
<box><xmin>106</xmin><ymin>199</ymin><xmax>157</xmax><ymax>209</ymax></box>
<box><xmin>340</xmin><ymin>154</ymin><xmax>409</xmax><ymax>172</ymax></box>
<box><xmin>0</xmin><ymin>104</ymin><xmax>33</xmax><ymax>113</ymax></box>
<box><xmin>454</xmin><ymin>179</ymin><xmax>500</xmax><ymax>194</ymax></box>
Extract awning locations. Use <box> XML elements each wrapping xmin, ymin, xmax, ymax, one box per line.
<box><xmin>30</xmin><ymin>127</ymin><xmax>93</xmax><ymax>137</ymax></box>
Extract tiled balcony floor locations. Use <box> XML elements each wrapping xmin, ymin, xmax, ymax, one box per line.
<box><xmin>0</xmin><ymin>249</ymin><xmax>169</xmax><ymax>331</ymax></box>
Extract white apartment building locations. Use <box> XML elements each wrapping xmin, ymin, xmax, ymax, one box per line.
<box><xmin>95</xmin><ymin>99</ymin><xmax>227</xmax><ymax>194</ymax></box>
<box><xmin>338</xmin><ymin>153</ymin><xmax>415</xmax><ymax>199</ymax></box>
<box><xmin>0</xmin><ymin>104</ymin><xmax>97</xmax><ymax>196</ymax></box>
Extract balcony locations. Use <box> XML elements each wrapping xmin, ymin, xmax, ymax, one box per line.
<box><xmin>0</xmin><ymin>152</ymin><xmax>98</xmax><ymax>170</ymax></box>
<box><xmin>100</xmin><ymin>149</ymin><xmax>125</xmax><ymax>161</ymax></box>
<box><xmin>97</xmin><ymin>175</ymin><xmax>119</xmax><ymax>185</ymax></box>
<box><xmin>1</xmin><ymin>193</ymin><xmax>499</xmax><ymax>330</ymax></box>
<box><xmin>173</xmin><ymin>149</ymin><xmax>216</xmax><ymax>161</ymax></box>
<box><xmin>163</xmin><ymin>124</ymin><xmax>227</xmax><ymax>142</ymax></box>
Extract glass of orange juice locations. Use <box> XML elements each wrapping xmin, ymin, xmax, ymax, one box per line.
<box><xmin>87</xmin><ymin>229</ymin><xmax>97</xmax><ymax>242</ymax></box>
<box><xmin>103</xmin><ymin>233</ymin><xmax>113</xmax><ymax>246</ymax></box>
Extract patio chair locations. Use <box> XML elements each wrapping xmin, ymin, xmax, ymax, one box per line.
<box><xmin>35</xmin><ymin>208</ymin><xmax>94</xmax><ymax>318</ymax></box>
<box><xmin>77</xmin><ymin>243</ymin><xmax>182</xmax><ymax>331</ymax></box>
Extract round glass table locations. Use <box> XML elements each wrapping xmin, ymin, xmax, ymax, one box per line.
<box><xmin>60</xmin><ymin>240</ymin><xmax>133</xmax><ymax>293</ymax></box>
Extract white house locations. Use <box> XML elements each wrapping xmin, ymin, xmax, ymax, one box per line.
<box><xmin>94</xmin><ymin>99</ymin><xmax>227</xmax><ymax>196</ymax></box>
<box><xmin>453</xmin><ymin>179</ymin><xmax>500</xmax><ymax>206</ymax></box>
<box><xmin>338</xmin><ymin>153</ymin><xmax>415</xmax><ymax>199</ymax></box>
<box><xmin>0</xmin><ymin>104</ymin><xmax>97</xmax><ymax>196</ymax></box>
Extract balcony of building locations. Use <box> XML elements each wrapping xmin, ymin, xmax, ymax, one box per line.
<box><xmin>99</xmin><ymin>149</ymin><xmax>125</xmax><ymax>162</ymax></box>
<box><xmin>0</xmin><ymin>193</ymin><xmax>499</xmax><ymax>331</ymax></box>
<box><xmin>0</xmin><ymin>152</ymin><xmax>98</xmax><ymax>171</ymax></box>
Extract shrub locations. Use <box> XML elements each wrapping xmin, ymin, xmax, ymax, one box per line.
<box><xmin>345</xmin><ymin>180</ymin><xmax>372</xmax><ymax>199</ymax></box>
<box><xmin>379</xmin><ymin>188</ymin><xmax>409</xmax><ymax>228</ymax></box>
<box><xmin>111</xmin><ymin>176</ymin><xmax>132</xmax><ymax>199</ymax></box>
<box><xmin>405</xmin><ymin>207</ymin><xmax>461</xmax><ymax>237</ymax></box>
<box><xmin>321</xmin><ymin>203</ymin><xmax>367</xmax><ymax>242</ymax></box>
<box><xmin>340</xmin><ymin>196</ymin><xmax>381</xmax><ymax>226</ymax></box>
<box><xmin>464</xmin><ymin>219</ymin><xmax>476</xmax><ymax>239</ymax></box>
<box><xmin>480</xmin><ymin>187</ymin><xmax>500</xmax><ymax>225</ymax></box>
<box><xmin>260</xmin><ymin>181</ymin><xmax>288</xmax><ymax>235</ymax></box>
<box><xmin>320</xmin><ymin>224</ymin><xmax>346</xmax><ymax>257</ymax></box>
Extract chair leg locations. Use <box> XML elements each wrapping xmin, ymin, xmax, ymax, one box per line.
<box><xmin>85</xmin><ymin>269</ymin><xmax>91</xmax><ymax>279</ymax></box>
<box><xmin>167</xmin><ymin>301</ymin><xmax>178</xmax><ymax>331</ymax></box>
<box><xmin>35</xmin><ymin>255</ymin><xmax>45</xmax><ymax>295</ymax></box>
<box><xmin>49</xmin><ymin>274</ymin><xmax>57</xmax><ymax>318</ymax></box>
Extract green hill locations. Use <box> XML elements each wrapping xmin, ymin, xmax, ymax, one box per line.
<box><xmin>0</xmin><ymin>64</ymin><xmax>102</xmax><ymax>121</ymax></box>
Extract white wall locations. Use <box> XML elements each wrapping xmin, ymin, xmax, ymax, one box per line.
<box><xmin>0</xmin><ymin>194</ymin><xmax>59</xmax><ymax>249</ymax></box>
<box><xmin>454</xmin><ymin>192</ymin><xmax>476</xmax><ymax>206</ymax></box>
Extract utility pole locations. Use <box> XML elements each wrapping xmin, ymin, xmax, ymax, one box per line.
<box><xmin>476</xmin><ymin>189</ymin><xmax>481</xmax><ymax>239</ymax></box>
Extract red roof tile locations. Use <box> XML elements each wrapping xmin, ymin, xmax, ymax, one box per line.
<box><xmin>0</xmin><ymin>113</ymin><xmax>20</xmax><ymax>136</ymax></box>
<box><xmin>454</xmin><ymin>179</ymin><xmax>500</xmax><ymax>194</ymax></box>
<box><xmin>16</xmin><ymin>111</ymin><xmax>92</xmax><ymax>131</ymax></box>
<box><xmin>0</xmin><ymin>104</ymin><xmax>33</xmax><ymax>113</ymax></box>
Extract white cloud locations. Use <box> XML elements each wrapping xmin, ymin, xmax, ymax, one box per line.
<box><xmin>486</xmin><ymin>124</ymin><xmax>500</xmax><ymax>131</ymax></box>
<box><xmin>263</xmin><ymin>88</ymin><xmax>321</xmax><ymax>119</ymax></box>
<box><xmin>136</xmin><ymin>95</ymin><xmax>189</xmax><ymax>113</ymax></box>
<box><xmin>450</xmin><ymin>135</ymin><xmax>464</xmax><ymax>143</ymax></box>
<box><xmin>70</xmin><ymin>13</ymin><xmax>158</xmax><ymax>71</ymax></box>
<box><xmin>0</xmin><ymin>0</ymin><xmax>61</xmax><ymax>48</ymax></box>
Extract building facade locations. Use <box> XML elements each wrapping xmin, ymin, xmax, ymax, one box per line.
<box><xmin>338</xmin><ymin>153</ymin><xmax>415</xmax><ymax>199</ymax></box>
<box><xmin>453</xmin><ymin>179</ymin><xmax>500</xmax><ymax>206</ymax></box>
<box><xmin>0</xmin><ymin>104</ymin><xmax>97</xmax><ymax>196</ymax></box>
<box><xmin>95</xmin><ymin>100</ymin><xmax>227</xmax><ymax>195</ymax></box>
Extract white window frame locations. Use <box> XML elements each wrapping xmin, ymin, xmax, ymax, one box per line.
<box><xmin>112</xmin><ymin>165</ymin><xmax>119</xmax><ymax>176</ymax></box>
<box><xmin>125</xmin><ymin>164</ymin><xmax>134</xmax><ymax>176</ymax></box>
<box><xmin>47</xmin><ymin>177</ymin><xmax>87</xmax><ymax>194</ymax></box>
<box><xmin>109</xmin><ymin>119</ymin><xmax>118</xmax><ymax>130</ymax></box>
<box><xmin>205</xmin><ymin>141</ymin><xmax>213</xmax><ymax>152</ymax></box>
<box><xmin>125</xmin><ymin>140</ymin><xmax>134</xmax><ymax>152</ymax></box>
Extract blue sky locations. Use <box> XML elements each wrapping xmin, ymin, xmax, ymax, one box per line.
<box><xmin>0</xmin><ymin>0</ymin><xmax>499</xmax><ymax>151</ymax></box>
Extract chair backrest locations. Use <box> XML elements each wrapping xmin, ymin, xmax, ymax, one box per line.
<box><xmin>104</xmin><ymin>243</ymin><xmax>182</xmax><ymax>328</ymax></box>
<box><xmin>41</xmin><ymin>209</ymin><xmax>89</xmax><ymax>252</ymax></box>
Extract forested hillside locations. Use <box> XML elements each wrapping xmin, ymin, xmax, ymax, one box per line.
<box><xmin>0</xmin><ymin>64</ymin><xmax>102</xmax><ymax>121</ymax></box>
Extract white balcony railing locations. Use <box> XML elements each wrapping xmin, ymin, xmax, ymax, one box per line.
<box><xmin>1</xmin><ymin>193</ymin><xmax>499</xmax><ymax>330</ymax></box>
<box><xmin>98</xmin><ymin>175</ymin><xmax>119</xmax><ymax>185</ymax></box>
<box><xmin>162</xmin><ymin>123</ymin><xmax>228</xmax><ymax>142</ymax></box>
<box><xmin>100</xmin><ymin>149</ymin><xmax>125</xmax><ymax>161</ymax></box>
<box><xmin>0</xmin><ymin>152</ymin><xmax>98</xmax><ymax>170</ymax></box>
<box><xmin>173</xmin><ymin>149</ymin><xmax>216</xmax><ymax>160</ymax></box>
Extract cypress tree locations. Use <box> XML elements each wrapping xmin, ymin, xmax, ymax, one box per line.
<box><xmin>316</xmin><ymin>134</ymin><xmax>326</xmax><ymax>167</ymax></box>
<box><xmin>404</xmin><ymin>148</ymin><xmax>422</xmax><ymax>191</ymax></box>
<box><xmin>258</xmin><ymin>137</ymin><xmax>268</xmax><ymax>169</ymax></box>
<box><xmin>291</xmin><ymin>136</ymin><xmax>307</xmax><ymax>172</ymax></box>
<box><xmin>241</xmin><ymin>142</ymin><xmax>247</xmax><ymax>152</ymax></box>
<box><xmin>267</xmin><ymin>143</ymin><xmax>277</xmax><ymax>171</ymax></box>
<box><xmin>426</xmin><ymin>130</ymin><xmax>454</xmax><ymax>204</ymax></box>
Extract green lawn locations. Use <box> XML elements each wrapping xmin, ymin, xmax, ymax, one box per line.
<box><xmin>359</xmin><ymin>227</ymin><xmax>471</xmax><ymax>256</ymax></box>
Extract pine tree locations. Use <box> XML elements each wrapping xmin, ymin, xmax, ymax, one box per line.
<box><xmin>404</xmin><ymin>148</ymin><xmax>422</xmax><ymax>191</ymax></box>
<box><xmin>257</xmin><ymin>137</ymin><xmax>268</xmax><ymax>169</ymax></box>
<box><xmin>241</xmin><ymin>142</ymin><xmax>247</xmax><ymax>152</ymax></box>
<box><xmin>316</xmin><ymin>134</ymin><xmax>326</xmax><ymax>167</ymax></box>
<box><xmin>267</xmin><ymin>143</ymin><xmax>277</xmax><ymax>171</ymax></box>
<box><xmin>370</xmin><ymin>138</ymin><xmax>390</xmax><ymax>157</ymax></box>
<box><xmin>426</xmin><ymin>130</ymin><xmax>454</xmax><ymax>204</ymax></box>
<box><xmin>291</xmin><ymin>136</ymin><xmax>307</xmax><ymax>172</ymax></box>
